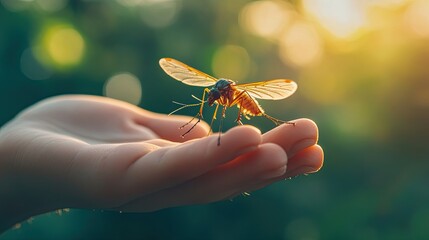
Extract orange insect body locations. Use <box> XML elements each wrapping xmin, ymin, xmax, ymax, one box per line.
<box><xmin>208</xmin><ymin>79</ymin><xmax>264</xmax><ymax>120</ymax></box>
<box><xmin>159</xmin><ymin>57</ymin><xmax>298</xmax><ymax>145</ymax></box>
<box><xmin>231</xmin><ymin>85</ymin><xmax>264</xmax><ymax>117</ymax></box>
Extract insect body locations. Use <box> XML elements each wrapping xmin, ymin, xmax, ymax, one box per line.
<box><xmin>159</xmin><ymin>57</ymin><xmax>297</xmax><ymax>145</ymax></box>
<box><xmin>206</xmin><ymin>78</ymin><xmax>263</xmax><ymax>122</ymax></box>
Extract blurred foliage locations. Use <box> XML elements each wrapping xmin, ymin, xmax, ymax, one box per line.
<box><xmin>1</xmin><ymin>0</ymin><xmax>429</xmax><ymax>239</ymax></box>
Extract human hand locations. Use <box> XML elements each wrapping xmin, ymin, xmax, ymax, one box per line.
<box><xmin>0</xmin><ymin>95</ymin><xmax>323</xmax><ymax>231</ymax></box>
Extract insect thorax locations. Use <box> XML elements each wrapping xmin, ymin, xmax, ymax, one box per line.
<box><xmin>214</xmin><ymin>79</ymin><xmax>233</xmax><ymax>90</ymax></box>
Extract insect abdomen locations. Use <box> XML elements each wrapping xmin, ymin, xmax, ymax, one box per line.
<box><xmin>235</xmin><ymin>91</ymin><xmax>264</xmax><ymax>116</ymax></box>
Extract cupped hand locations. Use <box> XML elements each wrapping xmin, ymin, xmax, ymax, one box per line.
<box><xmin>0</xmin><ymin>95</ymin><xmax>323</xmax><ymax>229</ymax></box>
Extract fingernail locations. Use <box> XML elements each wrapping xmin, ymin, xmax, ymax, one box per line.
<box><xmin>260</xmin><ymin>166</ymin><xmax>287</xmax><ymax>179</ymax></box>
<box><xmin>289</xmin><ymin>139</ymin><xmax>315</xmax><ymax>156</ymax></box>
<box><xmin>289</xmin><ymin>166</ymin><xmax>319</xmax><ymax>177</ymax></box>
<box><xmin>299</xmin><ymin>166</ymin><xmax>319</xmax><ymax>174</ymax></box>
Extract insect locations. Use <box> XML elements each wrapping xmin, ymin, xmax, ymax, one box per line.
<box><xmin>159</xmin><ymin>57</ymin><xmax>297</xmax><ymax>145</ymax></box>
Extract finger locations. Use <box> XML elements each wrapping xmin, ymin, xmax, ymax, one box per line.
<box><xmin>118</xmin><ymin>143</ymin><xmax>288</xmax><ymax>212</ymax></box>
<box><xmin>285</xmin><ymin>144</ymin><xmax>324</xmax><ymax>177</ymax></box>
<box><xmin>142</xmin><ymin>139</ymin><xmax>179</xmax><ymax>148</ymax></box>
<box><xmin>121</xmin><ymin>125</ymin><xmax>262</xmax><ymax>199</ymax></box>
<box><xmin>238</xmin><ymin>145</ymin><xmax>324</xmax><ymax>195</ymax></box>
<box><xmin>262</xmin><ymin>118</ymin><xmax>318</xmax><ymax>157</ymax></box>
<box><xmin>134</xmin><ymin>112</ymin><xmax>211</xmax><ymax>142</ymax></box>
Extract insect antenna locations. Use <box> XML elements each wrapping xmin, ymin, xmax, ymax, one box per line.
<box><xmin>191</xmin><ymin>94</ymin><xmax>204</xmax><ymax>102</ymax></box>
<box><xmin>169</xmin><ymin>102</ymin><xmax>199</xmax><ymax>116</ymax></box>
<box><xmin>168</xmin><ymin>95</ymin><xmax>206</xmax><ymax>116</ymax></box>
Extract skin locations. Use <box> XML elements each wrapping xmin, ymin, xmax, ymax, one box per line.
<box><xmin>0</xmin><ymin>95</ymin><xmax>323</xmax><ymax>233</ymax></box>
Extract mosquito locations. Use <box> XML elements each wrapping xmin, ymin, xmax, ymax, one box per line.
<box><xmin>159</xmin><ymin>57</ymin><xmax>297</xmax><ymax>145</ymax></box>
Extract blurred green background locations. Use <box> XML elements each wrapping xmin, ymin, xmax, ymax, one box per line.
<box><xmin>1</xmin><ymin>0</ymin><xmax>429</xmax><ymax>239</ymax></box>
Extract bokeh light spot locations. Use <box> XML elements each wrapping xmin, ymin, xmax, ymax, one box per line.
<box><xmin>278</xmin><ymin>21</ymin><xmax>322</xmax><ymax>67</ymax></box>
<box><xmin>212</xmin><ymin>45</ymin><xmax>251</xmax><ymax>82</ymax></box>
<box><xmin>239</xmin><ymin>0</ymin><xmax>294</xmax><ymax>39</ymax></box>
<box><xmin>44</xmin><ymin>27</ymin><xmax>85</xmax><ymax>66</ymax></box>
<box><xmin>104</xmin><ymin>72</ymin><xmax>142</xmax><ymax>105</ymax></box>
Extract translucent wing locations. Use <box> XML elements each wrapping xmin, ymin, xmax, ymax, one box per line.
<box><xmin>159</xmin><ymin>58</ymin><xmax>217</xmax><ymax>87</ymax></box>
<box><xmin>235</xmin><ymin>79</ymin><xmax>297</xmax><ymax>100</ymax></box>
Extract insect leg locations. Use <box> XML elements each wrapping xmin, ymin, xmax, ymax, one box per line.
<box><xmin>217</xmin><ymin>105</ymin><xmax>227</xmax><ymax>146</ymax></box>
<box><xmin>263</xmin><ymin>113</ymin><xmax>295</xmax><ymax>126</ymax></box>
<box><xmin>208</xmin><ymin>103</ymin><xmax>219</xmax><ymax>136</ymax></box>
<box><xmin>230</xmin><ymin>90</ymin><xmax>246</xmax><ymax>105</ymax></box>
<box><xmin>179</xmin><ymin>88</ymin><xmax>208</xmax><ymax>129</ymax></box>
<box><xmin>229</xmin><ymin>91</ymin><xmax>248</xmax><ymax>125</ymax></box>
<box><xmin>179</xmin><ymin>88</ymin><xmax>211</xmax><ymax>138</ymax></box>
<box><xmin>180</xmin><ymin>117</ymin><xmax>201</xmax><ymax>137</ymax></box>
<box><xmin>198</xmin><ymin>88</ymin><xmax>209</xmax><ymax>117</ymax></box>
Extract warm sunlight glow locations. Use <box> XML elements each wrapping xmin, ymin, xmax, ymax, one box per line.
<box><xmin>212</xmin><ymin>45</ymin><xmax>251</xmax><ymax>82</ymax></box>
<box><xmin>239</xmin><ymin>0</ymin><xmax>294</xmax><ymax>39</ymax></box>
<box><xmin>402</xmin><ymin>0</ymin><xmax>429</xmax><ymax>38</ymax></box>
<box><xmin>278</xmin><ymin>21</ymin><xmax>322</xmax><ymax>67</ymax></box>
<box><xmin>104</xmin><ymin>72</ymin><xmax>142</xmax><ymax>105</ymax></box>
<box><xmin>302</xmin><ymin>0</ymin><xmax>367</xmax><ymax>39</ymax></box>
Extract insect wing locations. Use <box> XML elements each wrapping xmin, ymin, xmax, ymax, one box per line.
<box><xmin>235</xmin><ymin>79</ymin><xmax>297</xmax><ymax>100</ymax></box>
<box><xmin>159</xmin><ymin>58</ymin><xmax>217</xmax><ymax>87</ymax></box>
